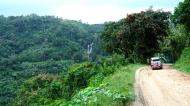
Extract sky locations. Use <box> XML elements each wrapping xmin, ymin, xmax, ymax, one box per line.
<box><xmin>0</xmin><ymin>0</ymin><xmax>183</xmax><ymax>24</ymax></box>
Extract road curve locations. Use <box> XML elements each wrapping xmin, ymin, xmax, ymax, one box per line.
<box><xmin>134</xmin><ymin>64</ymin><xmax>190</xmax><ymax>106</ymax></box>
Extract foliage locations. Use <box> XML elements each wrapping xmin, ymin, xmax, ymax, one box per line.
<box><xmin>160</xmin><ymin>25</ymin><xmax>189</xmax><ymax>62</ymax></box>
<box><xmin>89</xmin><ymin>54</ymin><xmax>128</xmax><ymax>87</ymax></box>
<box><xmin>172</xmin><ymin>0</ymin><xmax>190</xmax><ymax>73</ymax></box>
<box><xmin>69</xmin><ymin>64</ymin><xmax>142</xmax><ymax>106</ymax></box>
<box><xmin>12</xmin><ymin>74</ymin><xmax>64</xmax><ymax>106</ymax></box>
<box><xmin>0</xmin><ymin>14</ymin><xmax>104</xmax><ymax>106</ymax></box>
<box><xmin>63</xmin><ymin>62</ymin><xmax>96</xmax><ymax>99</ymax></box>
<box><xmin>12</xmin><ymin>55</ymin><xmax>137</xmax><ymax>106</ymax></box>
<box><xmin>172</xmin><ymin>0</ymin><xmax>190</xmax><ymax>31</ymax></box>
<box><xmin>62</xmin><ymin>54</ymin><xmax>127</xmax><ymax>99</ymax></box>
<box><xmin>101</xmin><ymin>9</ymin><xmax>170</xmax><ymax>63</ymax></box>
<box><xmin>175</xmin><ymin>47</ymin><xmax>190</xmax><ymax>73</ymax></box>
<box><xmin>161</xmin><ymin>0</ymin><xmax>190</xmax><ymax>62</ymax></box>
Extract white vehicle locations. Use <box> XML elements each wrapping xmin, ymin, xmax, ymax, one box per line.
<box><xmin>150</xmin><ymin>57</ymin><xmax>162</xmax><ymax>70</ymax></box>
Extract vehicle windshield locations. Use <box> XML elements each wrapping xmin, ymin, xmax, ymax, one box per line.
<box><xmin>152</xmin><ymin>59</ymin><xmax>160</xmax><ymax>61</ymax></box>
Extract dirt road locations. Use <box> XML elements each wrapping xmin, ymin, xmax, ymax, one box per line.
<box><xmin>134</xmin><ymin>65</ymin><xmax>190</xmax><ymax>106</ymax></box>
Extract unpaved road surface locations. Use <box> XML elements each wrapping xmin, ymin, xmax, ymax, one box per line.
<box><xmin>134</xmin><ymin>65</ymin><xmax>190</xmax><ymax>106</ymax></box>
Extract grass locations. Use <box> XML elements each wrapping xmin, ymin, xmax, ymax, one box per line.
<box><xmin>175</xmin><ymin>47</ymin><xmax>190</xmax><ymax>73</ymax></box>
<box><xmin>71</xmin><ymin>64</ymin><xmax>143</xmax><ymax>106</ymax></box>
<box><xmin>103</xmin><ymin>64</ymin><xmax>143</xmax><ymax>96</ymax></box>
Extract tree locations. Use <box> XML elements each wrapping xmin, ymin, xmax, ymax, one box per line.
<box><xmin>101</xmin><ymin>9</ymin><xmax>170</xmax><ymax>63</ymax></box>
<box><xmin>172</xmin><ymin>0</ymin><xmax>190</xmax><ymax>48</ymax></box>
<box><xmin>101</xmin><ymin>22</ymin><xmax>123</xmax><ymax>54</ymax></box>
<box><xmin>160</xmin><ymin>25</ymin><xmax>188</xmax><ymax>62</ymax></box>
<box><xmin>172</xmin><ymin>0</ymin><xmax>190</xmax><ymax>31</ymax></box>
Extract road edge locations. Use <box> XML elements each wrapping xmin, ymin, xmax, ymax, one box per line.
<box><xmin>133</xmin><ymin>67</ymin><xmax>147</xmax><ymax>106</ymax></box>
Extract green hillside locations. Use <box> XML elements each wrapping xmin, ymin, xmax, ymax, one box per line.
<box><xmin>175</xmin><ymin>47</ymin><xmax>190</xmax><ymax>73</ymax></box>
<box><xmin>0</xmin><ymin>14</ymin><xmax>104</xmax><ymax>105</ymax></box>
<box><xmin>12</xmin><ymin>54</ymin><xmax>142</xmax><ymax>106</ymax></box>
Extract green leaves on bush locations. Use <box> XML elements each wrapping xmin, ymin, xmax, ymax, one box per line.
<box><xmin>13</xmin><ymin>55</ymin><xmax>139</xmax><ymax>106</ymax></box>
<box><xmin>13</xmin><ymin>74</ymin><xmax>64</xmax><ymax>106</ymax></box>
<box><xmin>175</xmin><ymin>47</ymin><xmax>190</xmax><ymax>73</ymax></box>
<box><xmin>63</xmin><ymin>62</ymin><xmax>96</xmax><ymax>99</ymax></box>
<box><xmin>69</xmin><ymin>64</ymin><xmax>142</xmax><ymax>106</ymax></box>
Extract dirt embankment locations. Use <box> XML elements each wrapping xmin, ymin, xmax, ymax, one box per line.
<box><xmin>134</xmin><ymin>65</ymin><xmax>190</xmax><ymax>106</ymax></box>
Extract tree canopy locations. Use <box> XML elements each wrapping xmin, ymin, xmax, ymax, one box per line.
<box><xmin>172</xmin><ymin>0</ymin><xmax>190</xmax><ymax>31</ymax></box>
<box><xmin>101</xmin><ymin>9</ymin><xmax>170</xmax><ymax>63</ymax></box>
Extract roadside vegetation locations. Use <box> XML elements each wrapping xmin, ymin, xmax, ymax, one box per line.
<box><xmin>175</xmin><ymin>47</ymin><xmax>190</xmax><ymax>73</ymax></box>
<box><xmin>71</xmin><ymin>64</ymin><xmax>142</xmax><ymax>106</ymax></box>
<box><xmin>169</xmin><ymin>0</ymin><xmax>190</xmax><ymax>73</ymax></box>
<box><xmin>12</xmin><ymin>54</ymin><xmax>142</xmax><ymax>106</ymax></box>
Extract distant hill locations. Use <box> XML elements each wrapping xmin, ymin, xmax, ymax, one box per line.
<box><xmin>0</xmin><ymin>14</ymin><xmax>104</xmax><ymax>105</ymax></box>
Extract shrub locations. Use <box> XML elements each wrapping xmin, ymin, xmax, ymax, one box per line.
<box><xmin>68</xmin><ymin>64</ymin><xmax>142</xmax><ymax>106</ymax></box>
<box><xmin>63</xmin><ymin>62</ymin><xmax>96</xmax><ymax>99</ymax></box>
<box><xmin>13</xmin><ymin>54</ymin><xmax>130</xmax><ymax>106</ymax></box>
<box><xmin>12</xmin><ymin>74</ymin><xmax>64</xmax><ymax>106</ymax></box>
<box><xmin>175</xmin><ymin>47</ymin><xmax>190</xmax><ymax>73</ymax></box>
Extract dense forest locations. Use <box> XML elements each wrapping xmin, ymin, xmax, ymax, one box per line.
<box><xmin>1</xmin><ymin>0</ymin><xmax>190</xmax><ymax>105</ymax></box>
<box><xmin>0</xmin><ymin>15</ymin><xmax>105</xmax><ymax>106</ymax></box>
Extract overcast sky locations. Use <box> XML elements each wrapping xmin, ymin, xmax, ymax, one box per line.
<box><xmin>0</xmin><ymin>0</ymin><xmax>182</xmax><ymax>24</ymax></box>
